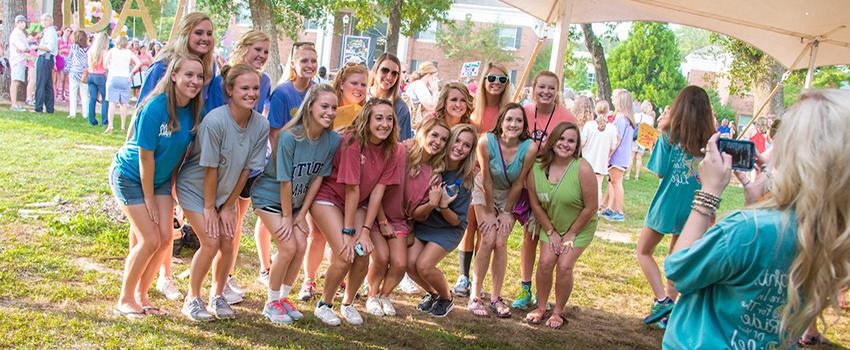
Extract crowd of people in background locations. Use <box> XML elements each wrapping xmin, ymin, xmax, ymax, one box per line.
<box><xmin>4</xmin><ymin>10</ymin><xmax>850</xmax><ymax>349</ymax></box>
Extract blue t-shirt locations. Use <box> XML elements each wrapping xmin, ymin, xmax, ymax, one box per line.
<box><xmin>114</xmin><ymin>94</ymin><xmax>195</xmax><ymax>187</ymax></box>
<box><xmin>268</xmin><ymin>80</ymin><xmax>312</xmax><ymax>129</ymax></box>
<box><xmin>205</xmin><ymin>72</ymin><xmax>272</xmax><ymax>115</ymax></box>
<box><xmin>137</xmin><ymin>61</ymin><xmax>167</xmax><ymax>106</ymax></box>
<box><xmin>718</xmin><ymin>125</ymin><xmax>732</xmax><ymax>134</ymax></box>
<box><xmin>251</xmin><ymin>126</ymin><xmax>340</xmax><ymax>210</ymax></box>
<box><xmin>486</xmin><ymin>132</ymin><xmax>532</xmax><ymax>190</ymax></box>
<box><xmin>414</xmin><ymin>170</ymin><xmax>472</xmax><ymax>238</ymax></box>
<box><xmin>393</xmin><ymin>97</ymin><xmax>413</xmax><ymax>141</ymax></box>
<box><xmin>644</xmin><ymin>133</ymin><xmax>702</xmax><ymax>234</ymax></box>
<box><xmin>663</xmin><ymin>209</ymin><xmax>798</xmax><ymax>350</ymax></box>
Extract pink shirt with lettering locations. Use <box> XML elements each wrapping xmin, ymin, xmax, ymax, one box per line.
<box><xmin>315</xmin><ymin>132</ymin><xmax>402</xmax><ymax>208</ymax></box>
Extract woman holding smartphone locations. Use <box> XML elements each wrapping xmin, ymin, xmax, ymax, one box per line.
<box><xmin>310</xmin><ymin>99</ymin><xmax>400</xmax><ymax>326</ymax></box>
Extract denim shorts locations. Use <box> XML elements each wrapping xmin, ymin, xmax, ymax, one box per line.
<box><xmin>109</xmin><ymin>166</ymin><xmax>173</xmax><ymax>205</ymax></box>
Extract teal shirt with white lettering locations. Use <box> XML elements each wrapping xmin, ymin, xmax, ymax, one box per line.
<box><xmin>663</xmin><ymin>209</ymin><xmax>798</xmax><ymax>350</ymax></box>
<box><xmin>645</xmin><ymin>133</ymin><xmax>702</xmax><ymax>234</ymax></box>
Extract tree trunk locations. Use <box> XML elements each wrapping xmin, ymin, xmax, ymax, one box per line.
<box><xmin>249</xmin><ymin>0</ymin><xmax>282</xmax><ymax>84</ymax></box>
<box><xmin>580</xmin><ymin>23</ymin><xmax>612</xmax><ymax>105</ymax></box>
<box><xmin>385</xmin><ymin>0</ymin><xmax>402</xmax><ymax>55</ymax></box>
<box><xmin>751</xmin><ymin>59</ymin><xmax>785</xmax><ymax>118</ymax></box>
<box><xmin>1</xmin><ymin>0</ymin><xmax>27</xmax><ymax>100</ymax></box>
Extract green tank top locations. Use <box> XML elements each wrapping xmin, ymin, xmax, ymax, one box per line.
<box><xmin>532</xmin><ymin>158</ymin><xmax>597</xmax><ymax>237</ymax></box>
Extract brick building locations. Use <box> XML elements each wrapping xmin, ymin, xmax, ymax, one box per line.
<box><xmin>229</xmin><ymin>0</ymin><xmax>546</xmax><ymax>85</ymax></box>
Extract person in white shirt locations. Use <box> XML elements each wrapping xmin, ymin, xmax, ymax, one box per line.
<box><xmin>628</xmin><ymin>100</ymin><xmax>656</xmax><ymax>180</ymax></box>
<box><xmin>8</xmin><ymin>15</ymin><xmax>29</xmax><ymax>112</ymax></box>
<box><xmin>104</xmin><ymin>36</ymin><xmax>141</xmax><ymax>133</ymax></box>
<box><xmin>34</xmin><ymin>14</ymin><xmax>58</xmax><ymax>114</ymax></box>
<box><xmin>581</xmin><ymin>98</ymin><xmax>619</xmax><ymax>204</ymax></box>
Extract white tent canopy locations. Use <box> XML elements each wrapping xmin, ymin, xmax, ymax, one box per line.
<box><xmin>499</xmin><ymin>0</ymin><xmax>850</xmax><ymax>76</ymax></box>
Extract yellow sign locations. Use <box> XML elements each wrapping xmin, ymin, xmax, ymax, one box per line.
<box><xmin>63</xmin><ymin>0</ymin><xmax>156</xmax><ymax>38</ymax></box>
<box><xmin>636</xmin><ymin>123</ymin><xmax>660</xmax><ymax>149</ymax></box>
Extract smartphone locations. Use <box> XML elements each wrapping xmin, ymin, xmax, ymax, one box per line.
<box><xmin>354</xmin><ymin>243</ymin><xmax>365</xmax><ymax>256</ymax></box>
<box><xmin>717</xmin><ymin>138</ymin><xmax>756</xmax><ymax>171</ymax></box>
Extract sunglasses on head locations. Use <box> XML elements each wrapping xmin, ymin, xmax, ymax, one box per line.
<box><xmin>486</xmin><ymin>75</ymin><xmax>509</xmax><ymax>84</ymax></box>
<box><xmin>379</xmin><ymin>66</ymin><xmax>400</xmax><ymax>78</ymax></box>
<box><xmin>291</xmin><ymin>41</ymin><xmax>315</xmax><ymax>54</ymax></box>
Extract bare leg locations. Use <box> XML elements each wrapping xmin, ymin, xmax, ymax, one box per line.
<box><xmin>636</xmin><ymin>227</ymin><xmax>667</xmax><ymax>300</ymax></box>
<box><xmin>310</xmin><ymin>205</ymin><xmax>349</xmax><ymax>305</ymax></box>
<box><xmin>256</xmin><ymin>210</ymin><xmax>298</xmax><ymax>294</ymax></box>
<box><xmin>380</xmin><ymin>236</ymin><xmax>408</xmax><ymax>296</ymax></box>
<box><xmin>406</xmin><ymin>239</ymin><xmax>434</xmax><ymax>293</ymax></box>
<box><xmin>366</xmin><ymin>229</ymin><xmax>390</xmax><ymax>297</ymax></box>
<box><xmin>552</xmin><ymin>246</ymin><xmax>587</xmax><ymax>314</ymax></box>
<box><xmin>609</xmin><ymin>167</ymin><xmax>625</xmax><ymax>213</ymax></box>
<box><xmin>470</xmin><ymin>205</ymin><xmax>496</xmax><ymax>299</ymax></box>
<box><xmin>416</xmin><ymin>243</ymin><xmax>451</xmax><ymax>299</ymax></box>
<box><xmin>531</xmin><ymin>241</ymin><xmax>558</xmax><ymax>319</ymax></box>
<box><xmin>303</xmin><ymin>215</ymin><xmax>328</xmax><ymax>282</ymax></box>
<box><xmin>185</xmin><ymin>210</ymin><xmax>221</xmax><ymax>299</ymax></box>
<box><xmin>135</xmin><ymin>196</ymin><xmax>174</xmax><ymax>308</ymax></box>
<box><xmin>518</xmin><ymin>230</ymin><xmax>539</xmax><ymax>284</ymax></box>
<box><xmin>116</xmin><ymin>204</ymin><xmax>162</xmax><ymax>312</ymax></box>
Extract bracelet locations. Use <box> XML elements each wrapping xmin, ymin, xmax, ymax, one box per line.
<box><xmin>342</xmin><ymin>227</ymin><xmax>355</xmax><ymax>236</ymax></box>
<box><xmin>691</xmin><ymin>203</ymin><xmax>715</xmax><ymax>217</ymax></box>
<box><xmin>439</xmin><ymin>205</ymin><xmax>449</xmax><ymax>209</ymax></box>
<box><xmin>361</xmin><ymin>225</ymin><xmax>372</xmax><ymax>232</ymax></box>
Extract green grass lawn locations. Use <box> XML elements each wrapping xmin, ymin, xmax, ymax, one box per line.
<box><xmin>0</xmin><ymin>108</ymin><xmax>847</xmax><ymax>349</ymax></box>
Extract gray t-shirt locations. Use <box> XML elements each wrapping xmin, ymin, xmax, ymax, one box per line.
<box><xmin>251</xmin><ymin>126</ymin><xmax>340</xmax><ymax>210</ymax></box>
<box><xmin>176</xmin><ymin>106</ymin><xmax>269</xmax><ymax>212</ymax></box>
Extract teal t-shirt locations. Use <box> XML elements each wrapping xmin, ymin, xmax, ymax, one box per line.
<box><xmin>663</xmin><ymin>209</ymin><xmax>798</xmax><ymax>350</ymax></box>
<box><xmin>251</xmin><ymin>126</ymin><xmax>340</xmax><ymax>210</ymax></box>
<box><xmin>645</xmin><ymin>133</ymin><xmax>702</xmax><ymax>234</ymax></box>
<box><xmin>114</xmin><ymin>93</ymin><xmax>195</xmax><ymax>187</ymax></box>
<box><xmin>486</xmin><ymin>132</ymin><xmax>532</xmax><ymax>190</ymax></box>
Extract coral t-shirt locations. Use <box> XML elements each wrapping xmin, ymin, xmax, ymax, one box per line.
<box><xmin>378</xmin><ymin>141</ymin><xmax>434</xmax><ymax>233</ymax></box>
<box><xmin>523</xmin><ymin>103</ymin><xmax>577</xmax><ymax>146</ymax></box>
<box><xmin>315</xmin><ymin>133</ymin><xmax>402</xmax><ymax>208</ymax></box>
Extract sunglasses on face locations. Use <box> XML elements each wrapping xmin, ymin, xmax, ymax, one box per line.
<box><xmin>379</xmin><ymin>66</ymin><xmax>400</xmax><ymax>78</ymax></box>
<box><xmin>486</xmin><ymin>75</ymin><xmax>509</xmax><ymax>84</ymax></box>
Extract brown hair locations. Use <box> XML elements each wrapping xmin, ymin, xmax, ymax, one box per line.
<box><xmin>368</xmin><ymin>53</ymin><xmax>403</xmax><ymax>102</ymax></box>
<box><xmin>537</xmin><ymin>122</ymin><xmax>581</xmax><ymax>170</ymax></box>
<box><xmin>332</xmin><ymin>63</ymin><xmax>369</xmax><ymax>106</ymax></box>
<box><xmin>220</xmin><ymin>63</ymin><xmax>260</xmax><ymax>98</ymax></box>
<box><xmin>491</xmin><ymin>102</ymin><xmax>531</xmax><ymax>140</ymax></box>
<box><xmin>434</xmin><ymin>82</ymin><xmax>473</xmax><ymax>125</ymax></box>
<box><xmin>663</xmin><ymin>85</ymin><xmax>715</xmax><ymax>157</ymax></box>
<box><xmin>73</xmin><ymin>30</ymin><xmax>89</xmax><ymax>48</ymax></box>
<box><xmin>342</xmin><ymin>98</ymin><xmax>398</xmax><ymax>160</ymax></box>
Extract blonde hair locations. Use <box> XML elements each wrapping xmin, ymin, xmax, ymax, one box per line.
<box><xmin>115</xmin><ymin>35</ymin><xmax>129</xmax><ymax>49</ymax></box>
<box><xmin>573</xmin><ymin>95</ymin><xmax>595</xmax><ymax>128</ymax></box>
<box><xmin>283</xmin><ymin>84</ymin><xmax>337</xmax><ymax>140</ymax></box>
<box><xmin>154</xmin><ymin>12</ymin><xmax>215</xmax><ymax>85</ymax></box>
<box><xmin>759</xmin><ymin>89</ymin><xmax>850</xmax><ymax>341</ymax></box>
<box><xmin>280</xmin><ymin>42</ymin><xmax>317</xmax><ymax>83</ymax></box>
<box><xmin>471</xmin><ymin>62</ymin><xmax>514</xmax><ymax>127</ymax></box>
<box><xmin>407</xmin><ymin>118</ymin><xmax>450</xmax><ymax>177</ymax></box>
<box><xmin>229</xmin><ymin>30</ymin><xmax>270</xmax><ymax>69</ymax></box>
<box><xmin>532</xmin><ymin>70</ymin><xmax>562</xmax><ymax>106</ymax></box>
<box><xmin>409</xmin><ymin>61</ymin><xmax>437</xmax><ymax>82</ymax></box>
<box><xmin>87</xmin><ymin>33</ymin><xmax>109</xmax><ymax>68</ymax></box>
<box><xmin>332</xmin><ymin>63</ymin><xmax>369</xmax><ymax>106</ymax></box>
<box><xmin>136</xmin><ymin>53</ymin><xmax>204</xmax><ymax>134</ymax></box>
<box><xmin>445</xmin><ymin>123</ymin><xmax>479</xmax><ymax>188</ymax></box>
<box><xmin>342</xmin><ymin>98</ymin><xmax>398</xmax><ymax>160</ymax></box>
<box><xmin>613</xmin><ymin>89</ymin><xmax>635</xmax><ymax>128</ymax></box>
<box><xmin>434</xmin><ymin>82</ymin><xmax>473</xmax><ymax>125</ymax></box>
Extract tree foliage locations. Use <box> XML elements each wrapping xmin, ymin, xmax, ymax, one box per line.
<box><xmin>674</xmin><ymin>25</ymin><xmax>711</xmax><ymax>59</ymax></box>
<box><xmin>783</xmin><ymin>65</ymin><xmax>850</xmax><ymax>105</ymax></box>
<box><xmin>710</xmin><ymin>33</ymin><xmax>785</xmax><ymax>116</ymax></box>
<box><xmin>705</xmin><ymin>88</ymin><xmax>736</xmax><ymax>122</ymax></box>
<box><xmin>608</xmin><ymin>22</ymin><xmax>686</xmax><ymax>109</ymax></box>
<box><xmin>340</xmin><ymin>0</ymin><xmax>452</xmax><ymax>39</ymax></box>
<box><xmin>435</xmin><ymin>15</ymin><xmax>516</xmax><ymax>65</ymax></box>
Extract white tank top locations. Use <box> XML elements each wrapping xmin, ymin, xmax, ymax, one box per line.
<box><xmin>107</xmin><ymin>48</ymin><xmax>135</xmax><ymax>78</ymax></box>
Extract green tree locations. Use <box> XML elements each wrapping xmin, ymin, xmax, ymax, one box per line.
<box><xmin>581</xmin><ymin>24</ymin><xmax>613</xmax><ymax>104</ymax></box>
<box><xmin>782</xmin><ymin>65</ymin><xmax>850</xmax><ymax>105</ymax></box>
<box><xmin>710</xmin><ymin>34</ymin><xmax>785</xmax><ymax>117</ymax></box>
<box><xmin>340</xmin><ymin>0</ymin><xmax>452</xmax><ymax>55</ymax></box>
<box><xmin>706</xmin><ymin>88</ymin><xmax>736</xmax><ymax>122</ymax></box>
<box><xmin>608</xmin><ymin>22</ymin><xmax>686</xmax><ymax>109</ymax></box>
<box><xmin>435</xmin><ymin>15</ymin><xmax>516</xmax><ymax>65</ymax></box>
<box><xmin>674</xmin><ymin>25</ymin><xmax>711</xmax><ymax>58</ymax></box>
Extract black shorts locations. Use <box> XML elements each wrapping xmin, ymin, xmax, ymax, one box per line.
<box><xmin>239</xmin><ymin>174</ymin><xmax>261</xmax><ymax>199</ymax></box>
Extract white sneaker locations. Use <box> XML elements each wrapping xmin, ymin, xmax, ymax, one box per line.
<box><xmin>226</xmin><ymin>276</ymin><xmax>244</xmax><ymax>296</ymax></box>
<box><xmin>314</xmin><ymin>304</ymin><xmax>341</xmax><ymax>326</ymax></box>
<box><xmin>156</xmin><ymin>277</ymin><xmax>182</xmax><ymax>301</ymax></box>
<box><xmin>222</xmin><ymin>282</ymin><xmax>244</xmax><ymax>305</ymax></box>
<box><xmin>340</xmin><ymin>304</ymin><xmax>364</xmax><ymax>325</ymax></box>
<box><xmin>398</xmin><ymin>274</ymin><xmax>420</xmax><ymax>294</ymax></box>
<box><xmin>365</xmin><ymin>296</ymin><xmax>384</xmax><ymax>317</ymax></box>
<box><xmin>257</xmin><ymin>270</ymin><xmax>270</xmax><ymax>288</ymax></box>
<box><xmin>380</xmin><ymin>296</ymin><xmax>397</xmax><ymax>316</ymax></box>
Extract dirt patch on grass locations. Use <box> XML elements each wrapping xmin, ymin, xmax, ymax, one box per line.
<box><xmin>71</xmin><ymin>257</ymin><xmax>120</xmax><ymax>275</ymax></box>
<box><xmin>76</xmin><ymin>144</ymin><xmax>118</xmax><ymax>152</ymax></box>
<box><xmin>596</xmin><ymin>230</ymin><xmax>634</xmax><ymax>244</ymax></box>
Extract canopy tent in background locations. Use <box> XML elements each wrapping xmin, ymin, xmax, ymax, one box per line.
<box><xmin>498</xmin><ymin>0</ymin><xmax>850</xmax><ymax>136</ymax></box>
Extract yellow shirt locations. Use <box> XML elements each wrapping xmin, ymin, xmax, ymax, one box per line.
<box><xmin>334</xmin><ymin>104</ymin><xmax>363</xmax><ymax>130</ymax></box>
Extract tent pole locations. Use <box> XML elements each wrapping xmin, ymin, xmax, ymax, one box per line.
<box><xmin>170</xmin><ymin>0</ymin><xmax>188</xmax><ymax>40</ymax></box>
<box><xmin>804</xmin><ymin>40</ymin><xmax>820</xmax><ymax>88</ymax></box>
<box><xmin>737</xmin><ymin>42</ymin><xmax>811</xmax><ymax>140</ymax></box>
<box><xmin>548</xmin><ymin>1</ymin><xmax>574</xmax><ymax>81</ymax></box>
<box><xmin>513</xmin><ymin>38</ymin><xmax>545</xmax><ymax>102</ymax></box>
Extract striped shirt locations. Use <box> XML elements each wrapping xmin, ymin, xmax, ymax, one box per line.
<box><xmin>67</xmin><ymin>44</ymin><xmax>88</xmax><ymax>80</ymax></box>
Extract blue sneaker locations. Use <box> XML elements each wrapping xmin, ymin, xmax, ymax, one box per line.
<box><xmin>655</xmin><ymin>316</ymin><xmax>669</xmax><ymax>330</ymax></box>
<box><xmin>511</xmin><ymin>284</ymin><xmax>533</xmax><ymax>309</ymax></box>
<box><xmin>598</xmin><ymin>208</ymin><xmax>614</xmax><ymax>218</ymax></box>
<box><xmin>643</xmin><ymin>297</ymin><xmax>674</xmax><ymax>324</ymax></box>
<box><xmin>605</xmin><ymin>212</ymin><xmax>625</xmax><ymax>222</ymax></box>
<box><xmin>453</xmin><ymin>275</ymin><xmax>471</xmax><ymax>297</ymax></box>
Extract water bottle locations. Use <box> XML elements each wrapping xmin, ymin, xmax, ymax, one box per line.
<box><xmin>446</xmin><ymin>179</ymin><xmax>462</xmax><ymax>197</ymax></box>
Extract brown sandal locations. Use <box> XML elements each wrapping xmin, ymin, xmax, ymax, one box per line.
<box><xmin>545</xmin><ymin>313</ymin><xmax>567</xmax><ymax>329</ymax></box>
<box><xmin>525</xmin><ymin>308</ymin><xmax>546</xmax><ymax>324</ymax></box>
<box><xmin>490</xmin><ymin>297</ymin><xmax>512</xmax><ymax>318</ymax></box>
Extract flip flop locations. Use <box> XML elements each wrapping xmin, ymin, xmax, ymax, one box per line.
<box><xmin>112</xmin><ymin>307</ymin><xmax>145</xmax><ymax>320</ymax></box>
<box><xmin>798</xmin><ymin>334</ymin><xmax>833</xmax><ymax>347</ymax></box>
<box><xmin>545</xmin><ymin>313</ymin><xmax>567</xmax><ymax>330</ymax></box>
<box><xmin>142</xmin><ymin>306</ymin><xmax>167</xmax><ymax>316</ymax></box>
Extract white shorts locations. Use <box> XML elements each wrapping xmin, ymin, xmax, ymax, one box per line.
<box><xmin>11</xmin><ymin>62</ymin><xmax>26</xmax><ymax>82</ymax></box>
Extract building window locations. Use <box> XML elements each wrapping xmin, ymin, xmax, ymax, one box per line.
<box><xmin>508</xmin><ymin>69</ymin><xmax>518</xmax><ymax>84</ymax></box>
<box><xmin>415</xmin><ymin>22</ymin><xmax>438</xmax><ymax>42</ymax></box>
<box><xmin>304</xmin><ymin>19</ymin><xmax>319</xmax><ymax>31</ymax></box>
<box><xmin>498</xmin><ymin>27</ymin><xmax>522</xmax><ymax>49</ymax></box>
<box><xmin>411</xmin><ymin>60</ymin><xmax>419</xmax><ymax>72</ymax></box>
